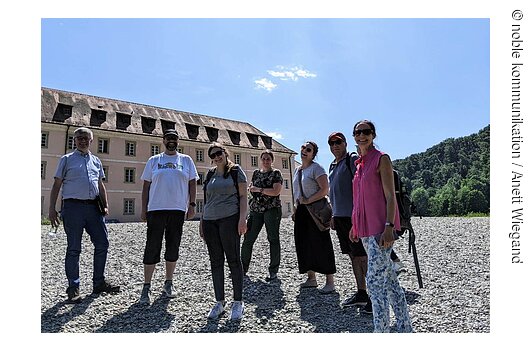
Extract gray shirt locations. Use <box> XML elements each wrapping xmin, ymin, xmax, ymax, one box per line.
<box><xmin>292</xmin><ymin>162</ymin><xmax>327</xmax><ymax>203</ymax></box>
<box><xmin>202</xmin><ymin>166</ymin><xmax>247</xmax><ymax>220</ymax></box>
<box><xmin>329</xmin><ymin>152</ymin><xmax>358</xmax><ymax>217</ymax></box>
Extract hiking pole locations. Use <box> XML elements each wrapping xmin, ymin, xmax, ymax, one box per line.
<box><xmin>407</xmin><ymin>225</ymin><xmax>424</xmax><ymax>288</ymax></box>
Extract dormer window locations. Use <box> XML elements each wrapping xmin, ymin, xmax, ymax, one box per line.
<box><xmin>52</xmin><ymin>103</ymin><xmax>73</xmax><ymax>122</ymax></box>
<box><xmin>116</xmin><ymin>113</ymin><xmax>132</xmax><ymax>130</ymax></box>
<box><xmin>141</xmin><ymin>116</ymin><xmax>156</xmax><ymax>134</ymax></box>
<box><xmin>261</xmin><ymin>135</ymin><xmax>272</xmax><ymax>149</ymax></box>
<box><xmin>205</xmin><ymin>127</ymin><xmax>219</xmax><ymax>142</ymax></box>
<box><xmin>90</xmin><ymin>109</ymin><xmax>107</xmax><ymax>126</ymax></box>
<box><xmin>228</xmin><ymin>130</ymin><xmax>241</xmax><ymax>145</ymax></box>
<box><xmin>246</xmin><ymin>133</ymin><xmax>259</xmax><ymax>147</ymax></box>
<box><xmin>185</xmin><ymin>123</ymin><xmax>199</xmax><ymax>139</ymax></box>
<box><xmin>161</xmin><ymin>120</ymin><xmax>176</xmax><ymax>133</ymax></box>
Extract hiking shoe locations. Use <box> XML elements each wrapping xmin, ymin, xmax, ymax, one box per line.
<box><xmin>66</xmin><ymin>286</ymin><xmax>82</xmax><ymax>304</ymax></box>
<box><xmin>230</xmin><ymin>301</ymin><xmax>244</xmax><ymax>321</ymax></box>
<box><xmin>163</xmin><ymin>280</ymin><xmax>177</xmax><ymax>298</ymax></box>
<box><xmin>360</xmin><ymin>300</ymin><xmax>373</xmax><ymax>314</ymax></box>
<box><xmin>139</xmin><ymin>284</ymin><xmax>151</xmax><ymax>305</ymax></box>
<box><xmin>207</xmin><ymin>301</ymin><xmax>226</xmax><ymax>320</ymax></box>
<box><xmin>93</xmin><ymin>280</ymin><xmax>120</xmax><ymax>294</ymax></box>
<box><xmin>265</xmin><ymin>272</ymin><xmax>278</xmax><ymax>282</ymax></box>
<box><xmin>341</xmin><ymin>291</ymin><xmax>369</xmax><ymax>308</ymax></box>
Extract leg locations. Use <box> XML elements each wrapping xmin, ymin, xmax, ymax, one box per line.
<box><xmin>240</xmin><ymin>211</ymin><xmax>264</xmax><ymax>274</ymax></box>
<box><xmin>163</xmin><ymin>210</ymin><xmax>185</xmax><ymax>280</ymax></box>
<box><xmin>362</xmin><ymin>236</ymin><xmax>391</xmax><ymax>333</ymax></box>
<box><xmin>219</xmin><ymin>214</ymin><xmax>243</xmax><ymax>301</ymax></box>
<box><xmin>263</xmin><ymin>207</ymin><xmax>282</xmax><ymax>274</ymax></box>
<box><xmin>203</xmin><ymin>219</ymin><xmax>226</xmax><ymax>301</ymax></box>
<box><xmin>84</xmin><ymin>203</ymin><xmax>109</xmax><ymax>287</ymax></box>
<box><xmin>61</xmin><ymin>201</ymin><xmax>84</xmax><ymax>288</ymax></box>
<box><xmin>143</xmin><ymin>211</ymin><xmax>165</xmax><ymax>281</ymax></box>
<box><xmin>386</xmin><ymin>253</ymin><xmax>413</xmax><ymax>332</ymax></box>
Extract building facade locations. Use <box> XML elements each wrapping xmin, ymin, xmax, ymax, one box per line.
<box><xmin>41</xmin><ymin>87</ymin><xmax>297</xmax><ymax>222</ymax></box>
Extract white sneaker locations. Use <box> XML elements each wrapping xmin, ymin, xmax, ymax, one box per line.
<box><xmin>207</xmin><ymin>301</ymin><xmax>225</xmax><ymax>319</ymax></box>
<box><xmin>230</xmin><ymin>301</ymin><xmax>244</xmax><ymax>320</ymax></box>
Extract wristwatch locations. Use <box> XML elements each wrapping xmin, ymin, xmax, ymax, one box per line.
<box><xmin>189</xmin><ymin>202</ymin><xmax>196</xmax><ymax>207</ymax></box>
<box><xmin>385</xmin><ymin>222</ymin><xmax>394</xmax><ymax>228</ymax></box>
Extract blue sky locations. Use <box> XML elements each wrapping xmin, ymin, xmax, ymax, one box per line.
<box><xmin>41</xmin><ymin>18</ymin><xmax>489</xmax><ymax>169</ymax></box>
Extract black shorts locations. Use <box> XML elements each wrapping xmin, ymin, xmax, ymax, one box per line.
<box><xmin>143</xmin><ymin>210</ymin><xmax>185</xmax><ymax>265</ymax></box>
<box><xmin>333</xmin><ymin>216</ymin><xmax>367</xmax><ymax>257</ymax></box>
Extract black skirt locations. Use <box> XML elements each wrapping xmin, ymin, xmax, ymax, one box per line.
<box><xmin>294</xmin><ymin>204</ymin><xmax>337</xmax><ymax>274</ymax></box>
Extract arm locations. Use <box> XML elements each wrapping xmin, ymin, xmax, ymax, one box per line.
<box><xmin>98</xmin><ymin>179</ymin><xmax>109</xmax><ymax>216</ymax></box>
<box><xmin>48</xmin><ymin>177</ymin><xmax>63</xmax><ymax>228</ymax></box>
<box><xmin>378</xmin><ymin>154</ymin><xmax>397</xmax><ymax>248</ymax></box>
<box><xmin>141</xmin><ymin>180</ymin><xmax>151</xmax><ymax>221</ymax></box>
<box><xmin>238</xmin><ymin>181</ymin><xmax>248</xmax><ymax>235</ymax></box>
<box><xmin>299</xmin><ymin>174</ymin><xmax>329</xmax><ymax>204</ymax></box>
<box><xmin>249</xmin><ymin>182</ymin><xmax>283</xmax><ymax>197</ymax></box>
<box><xmin>187</xmin><ymin>178</ymin><xmax>197</xmax><ymax>220</ymax></box>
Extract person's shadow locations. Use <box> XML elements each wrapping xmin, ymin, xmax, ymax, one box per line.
<box><xmin>246</xmin><ymin>277</ymin><xmax>286</xmax><ymax>322</ymax></box>
<box><xmin>95</xmin><ymin>295</ymin><xmax>174</xmax><ymax>333</ymax></box>
<box><xmin>41</xmin><ymin>297</ymin><xmax>95</xmax><ymax>333</ymax></box>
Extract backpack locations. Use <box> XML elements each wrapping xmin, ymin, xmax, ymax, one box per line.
<box><xmin>329</xmin><ymin>152</ymin><xmax>358</xmax><ymax>177</ymax></box>
<box><xmin>393</xmin><ymin>170</ymin><xmax>413</xmax><ymax>235</ymax></box>
<box><xmin>203</xmin><ymin>165</ymin><xmax>241</xmax><ymax>205</ymax></box>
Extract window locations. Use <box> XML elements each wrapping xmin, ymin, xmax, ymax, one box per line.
<box><xmin>41</xmin><ymin>161</ymin><xmax>47</xmax><ymax>179</ymax></box>
<box><xmin>246</xmin><ymin>133</ymin><xmax>259</xmax><ymax>147</ymax></box>
<box><xmin>197</xmin><ymin>200</ymin><xmax>204</xmax><ymax>214</ymax></box>
<box><xmin>228</xmin><ymin>130</ymin><xmax>241</xmax><ymax>145</ymax></box>
<box><xmin>125</xmin><ymin>141</ymin><xmax>136</xmax><ymax>156</ymax></box>
<box><xmin>102</xmin><ymin>166</ymin><xmax>109</xmax><ymax>183</ymax></box>
<box><xmin>205</xmin><ymin>126</ymin><xmax>219</xmax><ymax>141</ymax></box>
<box><xmin>196</xmin><ymin>149</ymin><xmax>204</xmax><ymax>162</ymax></box>
<box><xmin>234</xmin><ymin>153</ymin><xmax>241</xmax><ymax>165</ymax></box>
<box><xmin>116</xmin><ymin>113</ymin><xmax>132</xmax><ymax>130</ymax></box>
<box><xmin>52</xmin><ymin>103</ymin><xmax>73</xmax><ymax>122</ymax></box>
<box><xmin>197</xmin><ymin>173</ymin><xmax>204</xmax><ymax>185</ymax></box>
<box><xmin>251</xmin><ymin>155</ymin><xmax>258</xmax><ymax>167</ymax></box>
<box><xmin>98</xmin><ymin>138</ymin><xmax>110</xmax><ymax>154</ymax></box>
<box><xmin>151</xmin><ymin>144</ymin><xmax>160</xmax><ymax>156</ymax></box>
<box><xmin>67</xmin><ymin>135</ymin><xmax>75</xmax><ymax>150</ymax></box>
<box><xmin>90</xmin><ymin>109</ymin><xmax>107</xmax><ymax>127</ymax></box>
<box><xmin>286</xmin><ymin>202</ymin><xmax>292</xmax><ymax>213</ymax></box>
<box><xmin>284</xmin><ymin>180</ymin><xmax>289</xmax><ymax>189</ymax></box>
<box><xmin>282</xmin><ymin>158</ymin><xmax>289</xmax><ymax>169</ymax></box>
<box><xmin>142</xmin><ymin>116</ymin><xmax>156</xmax><ymax>134</ymax></box>
<box><xmin>185</xmin><ymin>123</ymin><xmax>200</xmax><ymax>139</ymax></box>
<box><xmin>124</xmin><ymin>168</ymin><xmax>136</xmax><ymax>183</ymax></box>
<box><xmin>124</xmin><ymin>199</ymin><xmax>135</xmax><ymax>215</ymax></box>
<box><xmin>41</xmin><ymin>132</ymin><xmax>49</xmax><ymax>148</ymax></box>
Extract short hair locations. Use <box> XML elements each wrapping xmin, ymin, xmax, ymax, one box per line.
<box><xmin>73</xmin><ymin>127</ymin><xmax>93</xmax><ymax>140</ymax></box>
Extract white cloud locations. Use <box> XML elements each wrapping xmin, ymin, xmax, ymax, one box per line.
<box><xmin>265</xmin><ymin>131</ymin><xmax>283</xmax><ymax>140</ymax></box>
<box><xmin>254</xmin><ymin>78</ymin><xmax>277</xmax><ymax>92</ymax></box>
<box><xmin>267</xmin><ymin>66</ymin><xmax>317</xmax><ymax>81</ymax></box>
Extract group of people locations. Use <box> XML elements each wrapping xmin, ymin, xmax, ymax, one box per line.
<box><xmin>48</xmin><ymin>120</ymin><xmax>413</xmax><ymax>332</ymax></box>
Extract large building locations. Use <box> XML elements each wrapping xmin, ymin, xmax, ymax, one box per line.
<box><xmin>41</xmin><ymin>87</ymin><xmax>297</xmax><ymax>222</ymax></box>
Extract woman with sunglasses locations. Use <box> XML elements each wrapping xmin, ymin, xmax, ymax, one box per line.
<box><xmin>292</xmin><ymin>141</ymin><xmax>336</xmax><ymax>294</ymax></box>
<box><xmin>350</xmin><ymin>120</ymin><xmax>413</xmax><ymax>332</ymax></box>
<box><xmin>200</xmin><ymin>142</ymin><xmax>248</xmax><ymax>321</ymax></box>
<box><xmin>241</xmin><ymin>150</ymin><xmax>283</xmax><ymax>281</ymax></box>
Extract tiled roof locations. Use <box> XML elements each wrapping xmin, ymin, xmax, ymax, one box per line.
<box><xmin>41</xmin><ymin>87</ymin><xmax>296</xmax><ymax>154</ymax></box>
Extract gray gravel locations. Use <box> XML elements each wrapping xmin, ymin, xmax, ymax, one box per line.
<box><xmin>41</xmin><ymin>217</ymin><xmax>489</xmax><ymax>333</ymax></box>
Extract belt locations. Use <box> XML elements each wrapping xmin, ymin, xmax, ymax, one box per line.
<box><xmin>64</xmin><ymin>198</ymin><xmax>98</xmax><ymax>204</ymax></box>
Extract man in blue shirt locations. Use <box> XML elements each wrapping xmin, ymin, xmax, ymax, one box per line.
<box><xmin>49</xmin><ymin>127</ymin><xmax>119</xmax><ymax>303</ymax></box>
<box><xmin>328</xmin><ymin>132</ymin><xmax>371</xmax><ymax>313</ymax></box>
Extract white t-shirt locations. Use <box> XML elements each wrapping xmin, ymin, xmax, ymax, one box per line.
<box><xmin>141</xmin><ymin>152</ymin><xmax>199</xmax><ymax>212</ymax></box>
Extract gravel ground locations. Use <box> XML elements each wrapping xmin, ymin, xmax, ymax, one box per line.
<box><xmin>41</xmin><ymin>217</ymin><xmax>489</xmax><ymax>333</ymax></box>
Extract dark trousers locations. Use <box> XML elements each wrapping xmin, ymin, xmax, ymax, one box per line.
<box><xmin>143</xmin><ymin>210</ymin><xmax>185</xmax><ymax>264</ymax></box>
<box><xmin>203</xmin><ymin>213</ymin><xmax>243</xmax><ymax>301</ymax></box>
<box><xmin>61</xmin><ymin>200</ymin><xmax>109</xmax><ymax>288</ymax></box>
<box><xmin>241</xmin><ymin>207</ymin><xmax>282</xmax><ymax>274</ymax></box>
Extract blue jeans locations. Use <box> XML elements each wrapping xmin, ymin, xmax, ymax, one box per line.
<box><xmin>61</xmin><ymin>200</ymin><xmax>109</xmax><ymax>288</ymax></box>
<box><xmin>362</xmin><ymin>236</ymin><xmax>413</xmax><ymax>333</ymax></box>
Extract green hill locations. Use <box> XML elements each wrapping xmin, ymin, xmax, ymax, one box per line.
<box><xmin>393</xmin><ymin>125</ymin><xmax>490</xmax><ymax>216</ymax></box>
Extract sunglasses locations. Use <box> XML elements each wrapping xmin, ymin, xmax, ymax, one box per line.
<box><xmin>353</xmin><ymin>129</ymin><xmax>373</xmax><ymax>136</ymax></box>
<box><xmin>301</xmin><ymin>145</ymin><xmax>313</xmax><ymax>153</ymax></box>
<box><xmin>328</xmin><ymin>139</ymin><xmax>343</xmax><ymax>146</ymax></box>
<box><xmin>208</xmin><ymin>150</ymin><xmax>224</xmax><ymax>159</ymax></box>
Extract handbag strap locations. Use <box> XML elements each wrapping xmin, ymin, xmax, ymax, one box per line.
<box><xmin>297</xmin><ymin>167</ymin><xmax>306</xmax><ymax>199</ymax></box>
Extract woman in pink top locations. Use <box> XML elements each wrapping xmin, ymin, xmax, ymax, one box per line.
<box><xmin>349</xmin><ymin>120</ymin><xmax>413</xmax><ymax>333</ymax></box>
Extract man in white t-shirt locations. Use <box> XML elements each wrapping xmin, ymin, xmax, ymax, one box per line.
<box><xmin>139</xmin><ymin>129</ymin><xmax>199</xmax><ymax>304</ymax></box>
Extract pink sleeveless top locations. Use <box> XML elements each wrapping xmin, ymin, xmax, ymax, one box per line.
<box><xmin>351</xmin><ymin>147</ymin><xmax>400</xmax><ymax>238</ymax></box>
